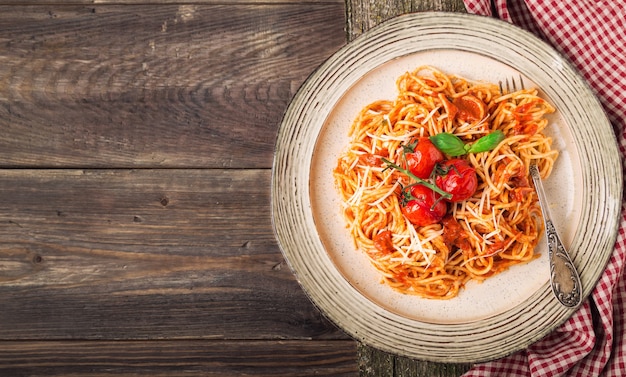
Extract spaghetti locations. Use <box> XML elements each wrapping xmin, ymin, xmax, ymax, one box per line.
<box><xmin>333</xmin><ymin>66</ymin><xmax>558</xmax><ymax>299</ymax></box>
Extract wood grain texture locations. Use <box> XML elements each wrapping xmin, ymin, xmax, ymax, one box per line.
<box><xmin>347</xmin><ymin>0</ymin><xmax>473</xmax><ymax>375</ymax></box>
<box><xmin>0</xmin><ymin>4</ymin><xmax>345</xmax><ymax>169</ymax></box>
<box><xmin>358</xmin><ymin>343</ymin><xmax>472</xmax><ymax>377</ymax></box>
<box><xmin>0</xmin><ymin>1</ymin><xmax>358</xmax><ymax>376</ymax></box>
<box><xmin>346</xmin><ymin>0</ymin><xmax>466</xmax><ymax>41</ymax></box>
<box><xmin>0</xmin><ymin>340</ymin><xmax>358</xmax><ymax>376</ymax></box>
<box><xmin>0</xmin><ymin>169</ymin><xmax>348</xmax><ymax>341</ymax></box>
<box><xmin>0</xmin><ymin>0</ymin><xmax>343</xmax><ymax>3</ymax></box>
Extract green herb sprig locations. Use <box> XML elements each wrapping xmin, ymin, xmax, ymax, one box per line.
<box><xmin>381</xmin><ymin>158</ymin><xmax>452</xmax><ymax>200</ymax></box>
<box><xmin>429</xmin><ymin>130</ymin><xmax>505</xmax><ymax>156</ymax></box>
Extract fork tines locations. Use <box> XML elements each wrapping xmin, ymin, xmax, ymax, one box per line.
<box><xmin>499</xmin><ymin>74</ymin><xmax>525</xmax><ymax>94</ymax></box>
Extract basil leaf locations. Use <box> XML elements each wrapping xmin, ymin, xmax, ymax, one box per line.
<box><xmin>429</xmin><ymin>133</ymin><xmax>466</xmax><ymax>156</ymax></box>
<box><xmin>466</xmin><ymin>130</ymin><xmax>505</xmax><ymax>154</ymax></box>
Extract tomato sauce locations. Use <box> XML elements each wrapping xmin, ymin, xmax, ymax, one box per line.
<box><xmin>373</xmin><ymin>230</ymin><xmax>394</xmax><ymax>254</ymax></box>
<box><xmin>453</xmin><ymin>95</ymin><xmax>486</xmax><ymax>122</ymax></box>
<box><xmin>442</xmin><ymin>215</ymin><xmax>471</xmax><ymax>252</ymax></box>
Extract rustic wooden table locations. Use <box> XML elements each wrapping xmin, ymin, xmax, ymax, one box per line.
<box><xmin>0</xmin><ymin>0</ymin><xmax>473</xmax><ymax>375</ymax></box>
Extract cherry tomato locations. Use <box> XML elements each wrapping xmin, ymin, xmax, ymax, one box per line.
<box><xmin>401</xmin><ymin>184</ymin><xmax>448</xmax><ymax>226</ymax></box>
<box><xmin>405</xmin><ymin>137</ymin><xmax>444</xmax><ymax>179</ymax></box>
<box><xmin>435</xmin><ymin>159</ymin><xmax>478</xmax><ymax>202</ymax></box>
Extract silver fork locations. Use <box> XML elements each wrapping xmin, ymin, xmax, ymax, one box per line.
<box><xmin>501</xmin><ymin>76</ymin><xmax>582</xmax><ymax>308</ymax></box>
<box><xmin>529</xmin><ymin>164</ymin><xmax>582</xmax><ymax>307</ymax></box>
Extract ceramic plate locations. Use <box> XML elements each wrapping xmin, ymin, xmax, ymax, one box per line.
<box><xmin>271</xmin><ymin>12</ymin><xmax>622</xmax><ymax>362</ymax></box>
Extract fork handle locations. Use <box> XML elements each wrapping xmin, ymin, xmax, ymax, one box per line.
<box><xmin>544</xmin><ymin>220</ymin><xmax>582</xmax><ymax>307</ymax></box>
<box><xmin>529</xmin><ymin>164</ymin><xmax>582</xmax><ymax>307</ymax></box>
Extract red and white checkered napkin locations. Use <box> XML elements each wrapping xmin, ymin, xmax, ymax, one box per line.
<box><xmin>461</xmin><ymin>1</ymin><xmax>626</xmax><ymax>376</ymax></box>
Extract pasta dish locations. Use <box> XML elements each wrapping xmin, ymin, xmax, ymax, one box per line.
<box><xmin>333</xmin><ymin>66</ymin><xmax>558</xmax><ymax>299</ymax></box>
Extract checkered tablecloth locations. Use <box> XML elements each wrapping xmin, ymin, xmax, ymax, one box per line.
<box><xmin>461</xmin><ymin>1</ymin><xmax>626</xmax><ymax>376</ymax></box>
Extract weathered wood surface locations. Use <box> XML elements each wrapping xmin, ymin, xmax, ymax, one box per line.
<box><xmin>0</xmin><ymin>340</ymin><xmax>357</xmax><ymax>376</ymax></box>
<box><xmin>0</xmin><ymin>2</ymin><xmax>356</xmax><ymax>376</ymax></box>
<box><xmin>0</xmin><ymin>169</ymin><xmax>342</xmax><ymax>339</ymax></box>
<box><xmin>0</xmin><ymin>0</ymin><xmax>476</xmax><ymax>375</ymax></box>
<box><xmin>347</xmin><ymin>0</ymin><xmax>467</xmax><ymax>41</ymax></box>
<box><xmin>0</xmin><ymin>4</ymin><xmax>344</xmax><ymax>168</ymax></box>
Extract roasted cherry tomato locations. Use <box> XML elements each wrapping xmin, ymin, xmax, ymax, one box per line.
<box><xmin>405</xmin><ymin>137</ymin><xmax>444</xmax><ymax>179</ymax></box>
<box><xmin>435</xmin><ymin>159</ymin><xmax>478</xmax><ymax>202</ymax></box>
<box><xmin>401</xmin><ymin>184</ymin><xmax>447</xmax><ymax>226</ymax></box>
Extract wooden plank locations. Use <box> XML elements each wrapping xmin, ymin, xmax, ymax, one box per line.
<box><xmin>394</xmin><ymin>358</ymin><xmax>473</xmax><ymax>377</ymax></box>
<box><xmin>345</xmin><ymin>0</ymin><xmax>474</xmax><ymax>375</ymax></box>
<box><xmin>0</xmin><ymin>340</ymin><xmax>358</xmax><ymax>376</ymax></box>
<box><xmin>0</xmin><ymin>0</ymin><xmax>343</xmax><ymax>4</ymax></box>
<box><xmin>0</xmin><ymin>4</ymin><xmax>345</xmax><ymax>169</ymax></box>
<box><xmin>0</xmin><ymin>169</ymin><xmax>274</xmax><ymax>254</ymax></box>
<box><xmin>357</xmin><ymin>343</ymin><xmax>394</xmax><ymax>377</ymax></box>
<box><xmin>346</xmin><ymin>0</ymin><xmax>467</xmax><ymax>41</ymax></box>
<box><xmin>357</xmin><ymin>343</ymin><xmax>473</xmax><ymax>377</ymax></box>
<box><xmin>0</xmin><ymin>169</ymin><xmax>348</xmax><ymax>341</ymax></box>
